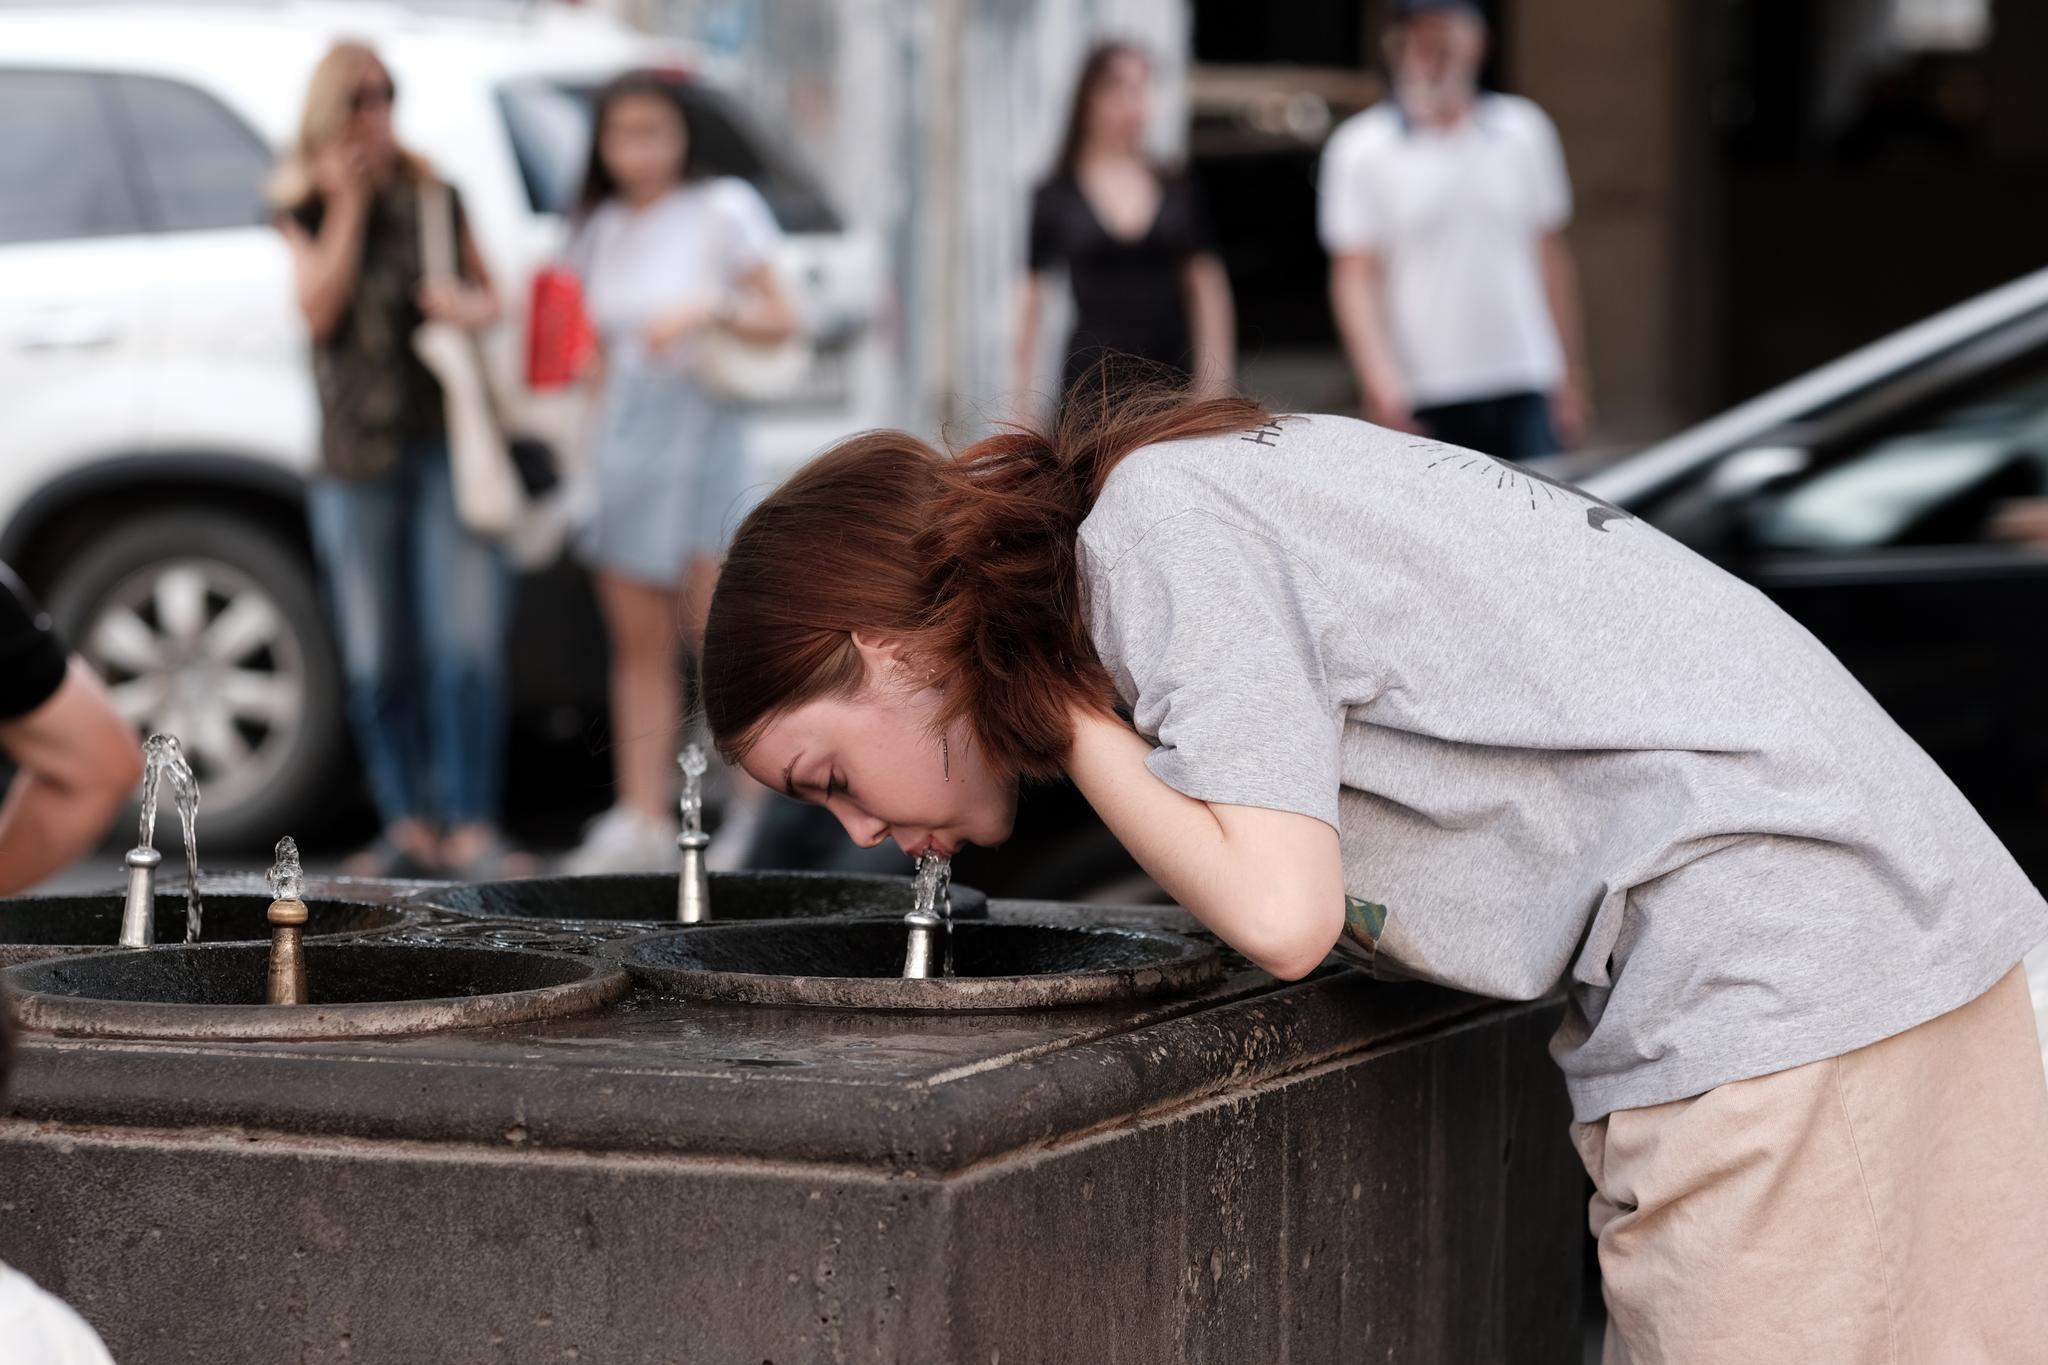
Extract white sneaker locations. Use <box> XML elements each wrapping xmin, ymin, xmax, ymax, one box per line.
<box><xmin>557</xmin><ymin>806</ymin><xmax>680</xmax><ymax>876</ymax></box>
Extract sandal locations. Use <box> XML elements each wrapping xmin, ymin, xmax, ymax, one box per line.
<box><xmin>443</xmin><ymin>826</ymin><xmax>540</xmax><ymax>883</ymax></box>
<box><xmin>341</xmin><ymin>833</ymin><xmax>439</xmax><ymax>881</ymax></box>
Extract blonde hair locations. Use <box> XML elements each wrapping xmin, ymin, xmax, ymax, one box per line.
<box><xmin>269</xmin><ymin>40</ymin><xmax>432</xmax><ymax>209</ymax></box>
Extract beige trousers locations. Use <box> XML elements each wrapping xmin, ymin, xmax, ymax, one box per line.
<box><xmin>1572</xmin><ymin>964</ymin><xmax>2048</xmax><ymax>1364</ymax></box>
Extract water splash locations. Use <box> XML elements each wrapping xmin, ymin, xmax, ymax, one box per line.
<box><xmin>138</xmin><ymin>734</ymin><xmax>203</xmax><ymax>943</ymax></box>
<box><xmin>267</xmin><ymin>836</ymin><xmax>303</xmax><ymax>903</ymax></box>
<box><xmin>677</xmin><ymin>744</ymin><xmax>708</xmax><ymax>836</ymax></box>
<box><xmin>912</xmin><ymin>852</ymin><xmax>955</xmax><ymax>978</ymax></box>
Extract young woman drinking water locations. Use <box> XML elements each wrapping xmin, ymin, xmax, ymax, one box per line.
<box><xmin>701</xmin><ymin>388</ymin><xmax>2048</xmax><ymax>1359</ymax></box>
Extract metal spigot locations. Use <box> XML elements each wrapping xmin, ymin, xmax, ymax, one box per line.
<box><xmin>265</xmin><ymin>836</ymin><xmax>308</xmax><ymax>1006</ymax></box>
<box><xmin>676</xmin><ymin>745</ymin><xmax>711</xmax><ymax>923</ymax></box>
<box><xmin>118</xmin><ymin>846</ymin><xmax>160</xmax><ymax>948</ymax></box>
<box><xmin>901</xmin><ymin>852</ymin><xmax>953</xmax><ymax>979</ymax></box>
<box><xmin>266</xmin><ymin>896</ymin><xmax>308</xmax><ymax>1006</ymax></box>
<box><xmin>901</xmin><ymin>910</ymin><xmax>942</xmax><ymax>979</ymax></box>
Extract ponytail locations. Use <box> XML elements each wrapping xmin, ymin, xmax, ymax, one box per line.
<box><xmin>702</xmin><ymin>382</ymin><xmax>1273</xmax><ymax>777</ymax></box>
<box><xmin>918</xmin><ymin>385</ymin><xmax>1271</xmax><ymax>777</ymax></box>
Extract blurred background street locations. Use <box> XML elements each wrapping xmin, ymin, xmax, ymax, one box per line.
<box><xmin>4</xmin><ymin>1</ymin><xmax>2048</xmax><ymax>1358</ymax></box>
<box><xmin>7</xmin><ymin>0</ymin><xmax>2046</xmax><ymax>1045</ymax></box>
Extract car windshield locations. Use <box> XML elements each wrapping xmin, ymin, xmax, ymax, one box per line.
<box><xmin>1753</xmin><ymin>363</ymin><xmax>2048</xmax><ymax>549</ymax></box>
<box><xmin>497</xmin><ymin>75</ymin><xmax>839</xmax><ymax>233</ymax></box>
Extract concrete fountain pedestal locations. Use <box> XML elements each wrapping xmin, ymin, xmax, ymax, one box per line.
<box><xmin>0</xmin><ymin>881</ymin><xmax>1582</xmax><ymax>1363</ymax></box>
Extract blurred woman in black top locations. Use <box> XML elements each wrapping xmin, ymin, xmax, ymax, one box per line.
<box><xmin>1015</xmin><ymin>42</ymin><xmax>1235</xmax><ymax>409</ymax></box>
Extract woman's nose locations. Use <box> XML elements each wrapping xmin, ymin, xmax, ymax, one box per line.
<box><xmin>833</xmin><ymin>809</ymin><xmax>890</xmax><ymax>849</ymax></box>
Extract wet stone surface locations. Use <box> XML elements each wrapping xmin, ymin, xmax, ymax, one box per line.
<box><xmin>380</xmin><ymin>910</ymin><xmax>647</xmax><ymax>955</ymax></box>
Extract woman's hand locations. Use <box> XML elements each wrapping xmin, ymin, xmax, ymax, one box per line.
<box><xmin>1550</xmin><ymin>371</ymin><xmax>1593</xmax><ymax>449</ymax></box>
<box><xmin>310</xmin><ymin>138</ymin><xmax>370</xmax><ymax>206</ymax></box>
<box><xmin>417</xmin><ymin>278</ymin><xmax>498</xmax><ymax>331</ymax></box>
<box><xmin>1063</xmin><ymin>705</ymin><xmax>1345</xmax><ymax>980</ymax></box>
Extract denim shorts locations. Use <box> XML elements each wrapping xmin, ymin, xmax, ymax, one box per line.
<box><xmin>581</xmin><ymin>367</ymin><xmax>759</xmax><ymax>584</ymax></box>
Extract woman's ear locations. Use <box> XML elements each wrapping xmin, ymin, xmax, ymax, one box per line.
<box><xmin>849</xmin><ymin>632</ymin><xmax>907</xmax><ymax>679</ymax></box>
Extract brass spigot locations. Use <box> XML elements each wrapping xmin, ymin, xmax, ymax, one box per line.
<box><xmin>265</xmin><ymin>895</ymin><xmax>308</xmax><ymax>1006</ymax></box>
<box><xmin>264</xmin><ymin>835</ymin><xmax>308</xmax><ymax>1006</ymax></box>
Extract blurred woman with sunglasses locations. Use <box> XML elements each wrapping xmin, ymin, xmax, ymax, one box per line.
<box><xmin>271</xmin><ymin>41</ymin><xmax>527</xmax><ymax>879</ymax></box>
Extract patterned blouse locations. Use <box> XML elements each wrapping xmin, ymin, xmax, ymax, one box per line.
<box><xmin>285</xmin><ymin>177</ymin><xmax>468</xmax><ymax>480</ymax></box>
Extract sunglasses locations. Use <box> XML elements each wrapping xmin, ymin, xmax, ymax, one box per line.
<box><xmin>350</xmin><ymin>80</ymin><xmax>396</xmax><ymax>113</ymax></box>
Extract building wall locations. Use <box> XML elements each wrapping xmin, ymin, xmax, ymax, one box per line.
<box><xmin>1507</xmin><ymin>0</ymin><xmax>1686</xmax><ymax>442</ymax></box>
<box><xmin>649</xmin><ymin>0</ymin><xmax>1193</xmax><ymax>438</ymax></box>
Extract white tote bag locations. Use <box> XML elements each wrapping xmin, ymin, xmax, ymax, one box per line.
<box><xmin>411</xmin><ymin>180</ymin><xmax>524</xmax><ymax>539</ymax></box>
<box><xmin>691</xmin><ymin>197</ymin><xmax>808</xmax><ymax>404</ymax></box>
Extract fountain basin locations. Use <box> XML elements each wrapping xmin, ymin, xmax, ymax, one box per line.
<box><xmin>4</xmin><ymin>943</ymin><xmax>626</xmax><ymax>1040</ymax></box>
<box><xmin>409</xmin><ymin>869</ymin><xmax>989</xmax><ymax>925</ymax></box>
<box><xmin>613</xmin><ymin>917</ymin><xmax>1221</xmax><ymax>1010</ymax></box>
<box><xmin>0</xmin><ymin>892</ymin><xmax>410</xmax><ymax>967</ymax></box>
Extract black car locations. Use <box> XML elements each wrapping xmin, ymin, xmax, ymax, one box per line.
<box><xmin>1582</xmin><ymin>269</ymin><xmax>2048</xmax><ymax>878</ymax></box>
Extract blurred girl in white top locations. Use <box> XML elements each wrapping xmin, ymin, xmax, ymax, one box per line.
<box><xmin>560</xmin><ymin>72</ymin><xmax>798</xmax><ymax>873</ymax></box>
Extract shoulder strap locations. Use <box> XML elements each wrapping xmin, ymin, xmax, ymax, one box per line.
<box><xmin>417</xmin><ymin>178</ymin><xmax>456</xmax><ymax>282</ymax></box>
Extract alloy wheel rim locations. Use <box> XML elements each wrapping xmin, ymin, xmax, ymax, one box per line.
<box><xmin>84</xmin><ymin>556</ymin><xmax>308</xmax><ymax>816</ymax></box>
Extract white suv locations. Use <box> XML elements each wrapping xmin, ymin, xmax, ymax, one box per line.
<box><xmin>0</xmin><ymin>2</ymin><xmax>885</xmax><ymax>846</ymax></box>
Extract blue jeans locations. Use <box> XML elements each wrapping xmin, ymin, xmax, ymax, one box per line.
<box><xmin>306</xmin><ymin>442</ymin><xmax>511</xmax><ymax>828</ymax></box>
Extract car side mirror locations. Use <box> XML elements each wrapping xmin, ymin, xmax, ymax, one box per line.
<box><xmin>1708</xmin><ymin>445</ymin><xmax>1810</xmax><ymax>502</ymax></box>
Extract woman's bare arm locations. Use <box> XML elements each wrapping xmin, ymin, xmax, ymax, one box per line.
<box><xmin>278</xmin><ymin>192</ymin><xmax>369</xmax><ymax>342</ymax></box>
<box><xmin>1182</xmin><ymin>252</ymin><xmax>1236</xmax><ymax>396</ymax></box>
<box><xmin>0</xmin><ymin>661</ymin><xmax>144</xmax><ymax>894</ymax></box>
<box><xmin>418</xmin><ymin>218</ymin><xmax>502</xmax><ymax>331</ymax></box>
<box><xmin>1063</xmin><ymin>705</ymin><xmax>1344</xmax><ymax>980</ymax></box>
<box><xmin>1328</xmin><ymin>250</ymin><xmax>1418</xmax><ymax>432</ymax></box>
<box><xmin>720</xmin><ymin>261</ymin><xmax>800</xmax><ymax>344</ymax></box>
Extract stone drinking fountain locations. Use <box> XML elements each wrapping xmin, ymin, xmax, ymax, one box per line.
<box><xmin>0</xmin><ymin>734</ymin><xmax>414</xmax><ymax>968</ymax></box>
<box><xmin>0</xmin><ymin>740</ymin><xmax>1583</xmax><ymax>1361</ymax></box>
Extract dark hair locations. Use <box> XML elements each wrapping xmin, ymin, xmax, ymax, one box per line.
<box><xmin>702</xmin><ymin>381</ymin><xmax>1274</xmax><ymax>781</ymax></box>
<box><xmin>1050</xmin><ymin>41</ymin><xmax>1150</xmax><ymax>181</ymax></box>
<box><xmin>576</xmin><ymin>71</ymin><xmax>700</xmax><ymax>215</ymax></box>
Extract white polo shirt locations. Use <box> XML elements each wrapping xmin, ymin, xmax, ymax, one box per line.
<box><xmin>1318</xmin><ymin>94</ymin><xmax>1571</xmax><ymax>408</ymax></box>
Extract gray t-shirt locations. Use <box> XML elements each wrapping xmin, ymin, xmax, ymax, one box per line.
<box><xmin>1079</xmin><ymin>414</ymin><xmax>2047</xmax><ymax>1121</ymax></box>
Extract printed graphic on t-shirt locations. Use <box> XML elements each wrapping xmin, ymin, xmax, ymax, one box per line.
<box><xmin>1419</xmin><ymin>444</ymin><xmax>1633</xmax><ymax>532</ymax></box>
<box><xmin>1343</xmin><ymin>894</ymin><xmax>1387</xmax><ymax>944</ymax></box>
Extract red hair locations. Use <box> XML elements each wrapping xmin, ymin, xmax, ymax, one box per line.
<box><xmin>703</xmin><ymin>384</ymin><xmax>1273</xmax><ymax>780</ymax></box>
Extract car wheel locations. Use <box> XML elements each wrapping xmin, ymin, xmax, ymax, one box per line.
<box><xmin>44</xmin><ymin>509</ymin><xmax>347</xmax><ymax>851</ymax></box>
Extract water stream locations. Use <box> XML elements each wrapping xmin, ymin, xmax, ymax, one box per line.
<box><xmin>678</xmin><ymin>744</ymin><xmax>707</xmax><ymax>837</ymax></box>
<box><xmin>267</xmin><ymin>836</ymin><xmax>303</xmax><ymax>903</ymax></box>
<box><xmin>139</xmin><ymin>734</ymin><xmax>203</xmax><ymax>943</ymax></box>
<box><xmin>911</xmin><ymin>852</ymin><xmax>955</xmax><ymax>978</ymax></box>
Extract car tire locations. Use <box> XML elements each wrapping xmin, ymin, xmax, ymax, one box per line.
<box><xmin>43</xmin><ymin>508</ymin><xmax>347</xmax><ymax>851</ymax></box>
